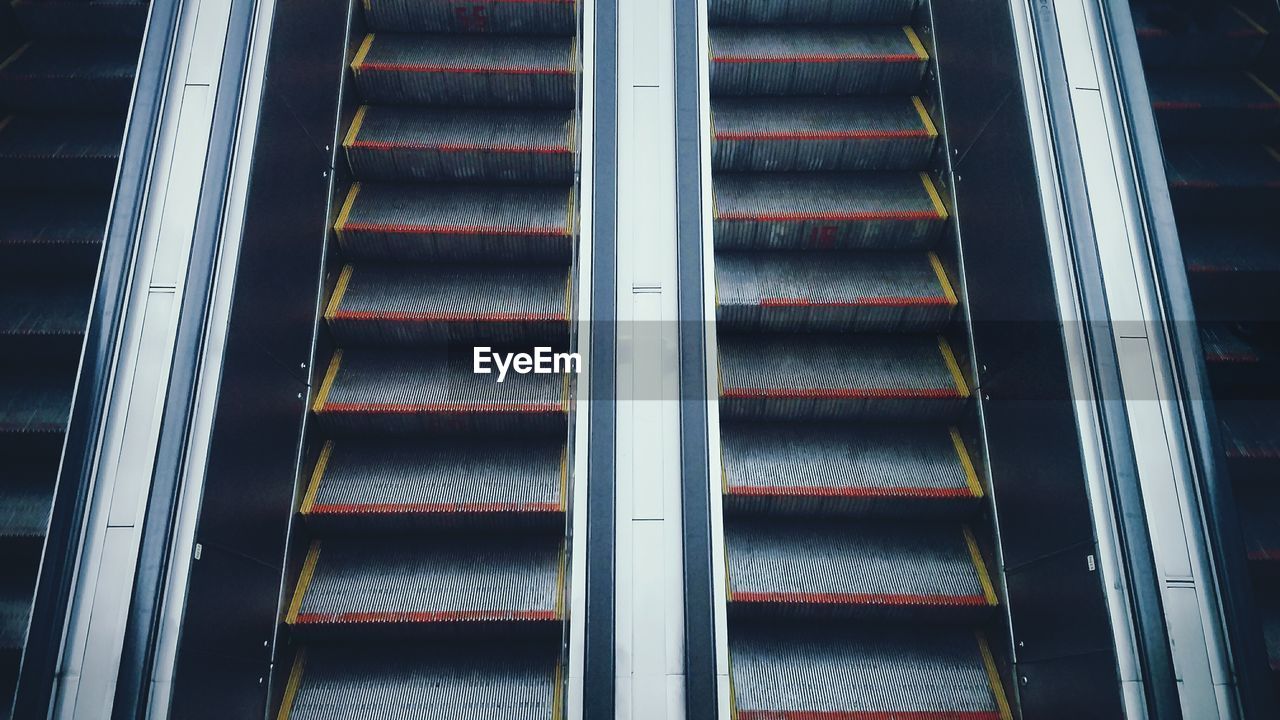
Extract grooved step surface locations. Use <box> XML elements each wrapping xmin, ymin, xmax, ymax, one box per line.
<box><xmin>1132</xmin><ymin>4</ymin><xmax>1268</xmax><ymax>69</ymax></box>
<box><xmin>326</xmin><ymin>263</ymin><xmax>569</xmax><ymax>345</ymax></box>
<box><xmin>716</xmin><ymin>250</ymin><xmax>954</xmax><ymax>332</ymax></box>
<box><xmin>708</xmin><ymin>0</ymin><xmax>915</xmax><ymax>25</ymax></box>
<box><xmin>730</xmin><ymin>626</ymin><xmax>1006</xmax><ymax>719</ymax></box>
<box><xmin>302</xmin><ymin>439</ymin><xmax>564</xmax><ymax>522</ymax></box>
<box><xmin>282</xmin><ymin>645</ymin><xmax>559</xmax><ymax>720</ymax></box>
<box><xmin>0</xmin><ymin>114</ymin><xmax>123</xmax><ymax>189</ymax></box>
<box><xmin>718</xmin><ymin>334</ymin><xmax>968</xmax><ymax>420</ymax></box>
<box><xmin>711</xmin><ymin>97</ymin><xmax>936</xmax><ymax>171</ymax></box>
<box><xmin>1218</xmin><ymin>401</ymin><xmax>1280</xmax><ymax>462</ymax></box>
<box><xmin>289</xmin><ymin>538</ymin><xmax>562</xmax><ymax>626</ymax></box>
<box><xmin>1200</xmin><ymin>324</ymin><xmax>1262</xmax><ymax>365</ymax></box>
<box><xmin>344</xmin><ymin>106</ymin><xmax>575</xmax><ymax>183</ymax></box>
<box><xmin>10</xmin><ymin>0</ymin><xmax>149</xmax><ymax>39</ymax></box>
<box><xmin>0</xmin><ymin>469</ymin><xmax>53</xmax><ymax>539</ymax></box>
<box><xmin>713</xmin><ymin>172</ymin><xmax>946</xmax><ymax>249</ymax></box>
<box><xmin>0</xmin><ymin>370</ymin><xmax>72</xmax><ymax>434</ymax></box>
<box><xmin>313</xmin><ymin>349</ymin><xmax>567</xmax><ymax>434</ymax></box>
<box><xmin>1149</xmin><ymin>71</ymin><xmax>1280</xmax><ymax>138</ymax></box>
<box><xmin>0</xmin><ymin>576</ymin><xmax>31</xmax><ymax>650</ymax></box>
<box><xmin>721</xmin><ymin>423</ymin><xmax>979</xmax><ymax>516</ymax></box>
<box><xmin>352</xmin><ymin>34</ymin><xmax>576</xmax><ymax>107</ymax></box>
<box><xmin>0</xmin><ymin>282</ymin><xmax>90</xmax><ymax>337</ymax></box>
<box><xmin>709</xmin><ymin>27</ymin><xmax>927</xmax><ymax>96</ymax></box>
<box><xmin>0</xmin><ymin>41</ymin><xmax>138</xmax><ymax>112</ymax></box>
<box><xmin>362</xmin><ymin>0</ymin><xmax>577</xmax><ymax>35</ymax></box>
<box><xmin>335</xmin><ymin>182</ymin><xmax>574</xmax><ymax>262</ymax></box>
<box><xmin>1236</xmin><ymin>483</ymin><xmax>1280</xmax><ymax>562</ymax></box>
<box><xmin>726</xmin><ymin>520</ymin><xmax>993</xmax><ymax>612</ymax></box>
<box><xmin>1166</xmin><ymin>144</ymin><xmax>1280</xmax><ymax>219</ymax></box>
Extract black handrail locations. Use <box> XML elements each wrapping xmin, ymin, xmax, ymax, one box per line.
<box><xmin>109</xmin><ymin>0</ymin><xmax>260</xmax><ymax>714</ymax></box>
<box><xmin>583</xmin><ymin>0</ymin><xmax>619</xmax><ymax>713</ymax></box>
<box><xmin>9</xmin><ymin>0</ymin><xmax>183</xmax><ymax>715</ymax></box>
<box><xmin>1026</xmin><ymin>2</ymin><xmax>1183</xmax><ymax>717</ymax></box>
<box><xmin>1098</xmin><ymin>1</ymin><xmax>1278</xmax><ymax>717</ymax></box>
<box><xmin>672</xmin><ymin>0</ymin><xmax>717</xmax><ymax>717</ymax></box>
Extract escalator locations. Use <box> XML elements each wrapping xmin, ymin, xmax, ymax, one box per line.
<box><xmin>1129</xmin><ymin>0</ymin><xmax>1280</xmax><ymax>696</ymax></box>
<box><xmin>271</xmin><ymin>1</ymin><xmax>581</xmax><ymax>717</ymax></box>
<box><xmin>0</xmin><ymin>0</ymin><xmax>145</xmax><ymax>711</ymax></box>
<box><xmin>705</xmin><ymin>0</ymin><xmax>1015</xmax><ymax>717</ymax></box>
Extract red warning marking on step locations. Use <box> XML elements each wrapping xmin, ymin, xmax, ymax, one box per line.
<box><xmin>727</xmin><ymin>485</ymin><xmax>975</xmax><ymax>499</ymax></box>
<box><xmin>758</xmin><ymin>296</ymin><xmax>949</xmax><ymax>307</ymax></box>
<box><xmin>320</xmin><ymin>402</ymin><xmax>564</xmax><ymax>413</ymax></box>
<box><xmin>723</xmin><ymin>387</ymin><xmax>962</xmax><ymax>399</ymax></box>
<box><xmin>342</xmin><ymin>222</ymin><xmax>569</xmax><ymax>237</ymax></box>
<box><xmin>717</xmin><ymin>210</ymin><xmax>940</xmax><ymax>222</ymax></box>
<box><xmin>737</xmin><ymin>711</ymin><xmax>1003</xmax><ymax>720</ymax></box>
<box><xmin>349</xmin><ymin>140</ymin><xmax>571</xmax><ymax>154</ymax></box>
<box><xmin>716</xmin><ymin>129</ymin><xmax>930</xmax><ymax>140</ymax></box>
<box><xmin>331</xmin><ymin>310</ymin><xmax>567</xmax><ymax>322</ymax></box>
<box><xmin>359</xmin><ymin>62</ymin><xmax>573</xmax><ymax>75</ymax></box>
<box><xmin>294</xmin><ymin>609</ymin><xmax>559</xmax><ymax>624</ymax></box>
<box><xmin>713</xmin><ymin>53</ymin><xmax>921</xmax><ymax>64</ymax></box>
<box><xmin>308</xmin><ymin>501</ymin><xmax>562</xmax><ymax>515</ymax></box>
<box><xmin>732</xmin><ymin>591</ymin><xmax>990</xmax><ymax>607</ymax></box>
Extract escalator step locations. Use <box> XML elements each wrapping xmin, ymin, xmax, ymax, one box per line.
<box><xmin>1262</xmin><ymin>605</ymin><xmax>1280</xmax><ymax>674</ymax></box>
<box><xmin>278</xmin><ymin>645</ymin><xmax>560</xmax><ymax>720</ymax></box>
<box><xmin>720</xmin><ymin>422</ymin><xmax>981</xmax><ymax>516</ymax></box>
<box><xmin>0</xmin><ymin>114</ymin><xmax>123</xmax><ymax>190</ymax></box>
<box><xmin>730</xmin><ymin>625</ymin><xmax>1011</xmax><ymax>720</ymax></box>
<box><xmin>312</xmin><ymin>348</ymin><xmax>568</xmax><ymax>435</ymax></box>
<box><xmin>343</xmin><ymin>105</ymin><xmax>575</xmax><ymax>183</ymax></box>
<box><xmin>1182</xmin><ymin>223</ymin><xmax>1280</xmax><ymax>316</ymax></box>
<box><xmin>325</xmin><ymin>262</ymin><xmax>570</xmax><ymax>346</ymax></box>
<box><xmin>718</xmin><ymin>334</ymin><xmax>969</xmax><ymax>420</ymax></box>
<box><xmin>1235</xmin><ymin>484</ymin><xmax>1280</xmax><ymax>565</ymax></box>
<box><xmin>285</xmin><ymin>537</ymin><xmax>562</xmax><ymax>629</ymax></box>
<box><xmin>10</xmin><ymin>0</ymin><xmax>148</xmax><ymax>40</ymax></box>
<box><xmin>0</xmin><ymin>193</ymin><xmax>107</xmax><ymax>273</ymax></box>
<box><xmin>362</xmin><ymin>0</ymin><xmax>576</xmax><ymax>36</ymax></box>
<box><xmin>725</xmin><ymin>519</ymin><xmax>997</xmax><ymax>616</ymax></box>
<box><xmin>715</xmin><ymin>250</ymin><xmax>955</xmax><ymax>332</ymax></box>
<box><xmin>0</xmin><ymin>41</ymin><xmax>138</xmax><ymax>113</ymax></box>
<box><xmin>1149</xmin><ymin>71</ymin><xmax>1280</xmax><ymax>138</ymax></box>
<box><xmin>1218</xmin><ymin>401</ymin><xmax>1280</xmax><ymax>464</ymax></box>
<box><xmin>1131</xmin><ymin>4</ymin><xmax>1269</xmax><ymax>69</ymax></box>
<box><xmin>0</xmin><ymin>470</ymin><xmax>52</xmax><ymax>539</ymax></box>
<box><xmin>334</xmin><ymin>182</ymin><xmax>574</xmax><ymax>262</ymax></box>
<box><xmin>351</xmin><ymin>33</ymin><xmax>576</xmax><ymax>108</ymax></box>
<box><xmin>300</xmin><ymin>439</ymin><xmax>564</xmax><ymax>530</ymax></box>
<box><xmin>1166</xmin><ymin>144</ymin><xmax>1280</xmax><ymax>219</ymax></box>
<box><xmin>709</xmin><ymin>27</ymin><xmax>928</xmax><ymax>96</ymax></box>
<box><xmin>0</xmin><ymin>575</ymin><xmax>31</xmax><ymax>650</ymax></box>
<box><xmin>1201</xmin><ymin>323</ymin><xmax>1261</xmax><ymax>365</ymax></box>
<box><xmin>708</xmin><ymin>0</ymin><xmax>915</xmax><ymax>26</ymax></box>
<box><xmin>0</xmin><ymin>282</ymin><xmax>90</xmax><ymax>339</ymax></box>
<box><xmin>0</xmin><ymin>369</ymin><xmax>71</xmax><ymax>435</ymax></box>
<box><xmin>713</xmin><ymin>172</ymin><xmax>947</xmax><ymax>249</ymax></box>
<box><xmin>711</xmin><ymin>96</ymin><xmax>937</xmax><ymax>171</ymax></box>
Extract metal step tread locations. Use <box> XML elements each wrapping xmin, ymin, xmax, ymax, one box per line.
<box><xmin>11</xmin><ymin>0</ymin><xmax>149</xmax><ymax>40</ymax></box>
<box><xmin>0</xmin><ymin>193</ymin><xmax>108</xmax><ymax>251</ymax></box>
<box><xmin>0</xmin><ymin>369</ymin><xmax>72</xmax><ymax>434</ymax></box>
<box><xmin>715</xmin><ymin>250</ymin><xmax>955</xmax><ymax>332</ymax></box>
<box><xmin>1218</xmin><ymin>401</ymin><xmax>1280</xmax><ymax>461</ymax></box>
<box><xmin>352</xmin><ymin>33</ymin><xmax>576</xmax><ymax>109</ymax></box>
<box><xmin>325</xmin><ymin>262</ymin><xmax>569</xmax><ymax>345</ymax></box>
<box><xmin>730</xmin><ymin>625</ymin><xmax>1011</xmax><ymax>720</ymax></box>
<box><xmin>711</xmin><ymin>96</ymin><xmax>936</xmax><ymax>171</ymax></box>
<box><xmin>721</xmin><ymin>422</ymin><xmax>982</xmax><ymax>510</ymax></box>
<box><xmin>0</xmin><ymin>469</ymin><xmax>53</xmax><ymax>538</ymax></box>
<box><xmin>1165</xmin><ymin>143</ymin><xmax>1280</xmax><ymax>190</ymax></box>
<box><xmin>725</xmin><ymin>519</ymin><xmax>996</xmax><ymax>610</ymax></box>
<box><xmin>1149</xmin><ymin>71</ymin><xmax>1280</xmax><ymax>113</ymax></box>
<box><xmin>0</xmin><ymin>574</ymin><xmax>32</xmax><ymax>650</ymax></box>
<box><xmin>0</xmin><ymin>113</ymin><xmax>123</xmax><ymax>161</ymax></box>
<box><xmin>709</xmin><ymin>26</ymin><xmax>928</xmax><ymax>96</ymax></box>
<box><xmin>362</xmin><ymin>0</ymin><xmax>577</xmax><ymax>36</ymax></box>
<box><xmin>0</xmin><ymin>281</ymin><xmax>90</xmax><ymax>337</ymax></box>
<box><xmin>279</xmin><ymin>644</ymin><xmax>560</xmax><ymax>720</ymax></box>
<box><xmin>1200</xmin><ymin>323</ymin><xmax>1262</xmax><ymax>365</ymax></box>
<box><xmin>1132</xmin><ymin>4</ymin><xmax>1268</xmax><ymax>69</ymax></box>
<box><xmin>344</xmin><ymin>105</ymin><xmax>575</xmax><ymax>183</ymax></box>
<box><xmin>300</xmin><ymin>438</ymin><xmax>565</xmax><ymax>521</ymax></box>
<box><xmin>312</xmin><ymin>348</ymin><xmax>567</xmax><ymax>432</ymax></box>
<box><xmin>1234</xmin><ymin>483</ymin><xmax>1280</xmax><ymax>562</ymax></box>
<box><xmin>334</xmin><ymin>182</ymin><xmax>575</xmax><ymax>262</ymax></box>
<box><xmin>708</xmin><ymin>0</ymin><xmax>916</xmax><ymax>26</ymax></box>
<box><xmin>286</xmin><ymin>536</ymin><xmax>563</xmax><ymax>627</ymax></box>
<box><xmin>1181</xmin><ymin>223</ymin><xmax>1280</xmax><ymax>274</ymax></box>
<box><xmin>719</xmin><ymin>334</ymin><xmax>968</xmax><ymax>401</ymax></box>
<box><xmin>0</xmin><ymin>41</ymin><xmax>137</xmax><ymax>85</ymax></box>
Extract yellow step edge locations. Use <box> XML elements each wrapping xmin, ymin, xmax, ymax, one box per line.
<box><xmin>350</xmin><ymin>33</ymin><xmax>374</xmax><ymax>73</ymax></box>
<box><xmin>978</xmin><ymin>632</ymin><xmax>1015</xmax><ymax>720</ymax></box>
<box><xmin>300</xmin><ymin>441</ymin><xmax>334</xmax><ymax>515</ymax></box>
<box><xmin>949</xmin><ymin>427</ymin><xmax>984</xmax><ymax>499</ymax></box>
<box><xmin>0</xmin><ymin>114</ymin><xmax>13</xmax><ymax>137</ymax></box>
<box><xmin>551</xmin><ymin>658</ymin><xmax>564</xmax><ymax>720</ymax></box>
<box><xmin>558</xmin><ymin>445</ymin><xmax>569</xmax><ymax>512</ymax></box>
<box><xmin>285</xmin><ymin>541</ymin><xmax>322</xmax><ymax>624</ymax></box>
<box><xmin>938</xmin><ymin>337</ymin><xmax>969</xmax><ymax>398</ymax></box>
<box><xmin>928</xmin><ymin>251</ymin><xmax>958</xmax><ymax>307</ymax></box>
<box><xmin>334</xmin><ymin>182</ymin><xmax>361</xmax><ymax>242</ymax></box>
<box><xmin>312</xmin><ymin>350</ymin><xmax>343</xmax><ymax>413</ymax></box>
<box><xmin>964</xmin><ymin>526</ymin><xmax>999</xmax><ymax>607</ymax></box>
<box><xmin>274</xmin><ymin>650</ymin><xmax>307</xmax><ymax>720</ymax></box>
<box><xmin>0</xmin><ymin>44</ymin><xmax>31</xmax><ymax>74</ymax></box>
<box><xmin>912</xmin><ymin>96</ymin><xmax>938</xmax><ymax>139</ymax></box>
<box><xmin>554</xmin><ymin>542</ymin><xmax>567</xmax><ymax>620</ymax></box>
<box><xmin>324</xmin><ymin>265</ymin><xmax>354</xmax><ymax>322</ymax></box>
<box><xmin>904</xmin><ymin>26</ymin><xmax>929</xmax><ymax>61</ymax></box>
<box><xmin>1267</xmin><ymin>146</ymin><xmax>1280</xmax><ymax>165</ymax></box>
<box><xmin>1233</xmin><ymin>6</ymin><xmax>1268</xmax><ymax>35</ymax></box>
<box><xmin>1247</xmin><ymin>72</ymin><xmax>1280</xmax><ymax>107</ymax></box>
<box><xmin>920</xmin><ymin>172</ymin><xmax>948</xmax><ymax>220</ymax></box>
<box><xmin>342</xmin><ymin>106</ymin><xmax>368</xmax><ymax>149</ymax></box>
